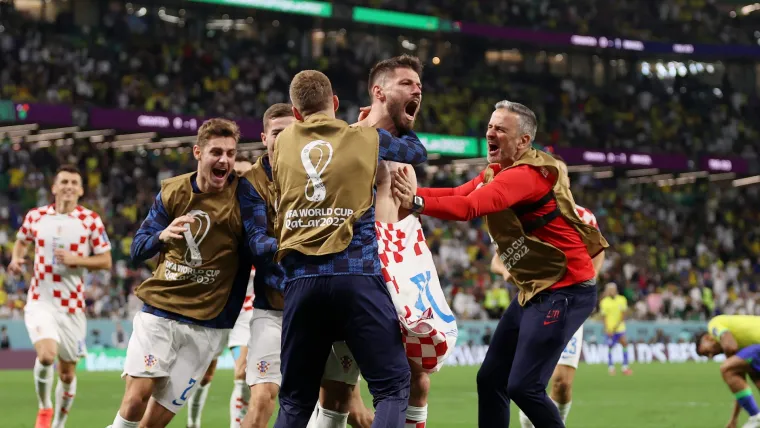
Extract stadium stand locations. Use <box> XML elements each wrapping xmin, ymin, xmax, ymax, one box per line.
<box><xmin>1</xmin><ymin>1</ymin><xmax>759</xmax><ymax>327</ymax></box>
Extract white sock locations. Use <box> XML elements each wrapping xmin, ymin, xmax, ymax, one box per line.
<box><xmin>187</xmin><ymin>382</ymin><xmax>211</xmax><ymax>427</ymax></box>
<box><xmin>52</xmin><ymin>376</ymin><xmax>77</xmax><ymax>428</ymax></box>
<box><xmin>306</xmin><ymin>402</ymin><xmax>321</xmax><ymax>428</ymax></box>
<box><xmin>405</xmin><ymin>405</ymin><xmax>427</xmax><ymax>427</ymax></box>
<box><xmin>518</xmin><ymin>409</ymin><xmax>534</xmax><ymax>428</ymax></box>
<box><xmin>111</xmin><ymin>412</ymin><xmax>139</xmax><ymax>428</ymax></box>
<box><xmin>552</xmin><ymin>399</ymin><xmax>572</xmax><ymax>423</ymax></box>
<box><xmin>34</xmin><ymin>359</ymin><xmax>54</xmax><ymax>409</ymax></box>
<box><xmin>229</xmin><ymin>380</ymin><xmax>250</xmax><ymax>428</ymax></box>
<box><xmin>315</xmin><ymin>403</ymin><xmax>349</xmax><ymax>428</ymax></box>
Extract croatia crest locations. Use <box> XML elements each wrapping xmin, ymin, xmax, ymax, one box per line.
<box><xmin>340</xmin><ymin>355</ymin><xmax>353</xmax><ymax>373</ymax></box>
<box><xmin>256</xmin><ymin>360</ymin><xmax>270</xmax><ymax>375</ymax></box>
<box><xmin>144</xmin><ymin>354</ymin><xmax>157</xmax><ymax>371</ymax></box>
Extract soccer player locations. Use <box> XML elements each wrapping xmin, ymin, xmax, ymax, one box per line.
<box><xmin>313</xmin><ymin>55</ymin><xmax>456</xmax><ymax>428</ymax></box>
<box><xmin>108</xmin><ymin>118</ymin><xmax>277</xmax><ymax>428</ymax></box>
<box><xmin>240</xmin><ymin>103</ymin><xmax>294</xmax><ymax>428</ymax></box>
<box><xmin>512</xmin><ymin>157</ymin><xmax>606</xmax><ymax>427</ymax></box>
<box><xmin>697</xmin><ymin>315</ymin><xmax>760</xmax><ymax>428</ymax></box>
<box><xmin>8</xmin><ymin>164</ymin><xmax>113</xmax><ymax>428</ymax></box>
<box><xmin>186</xmin><ymin>156</ymin><xmax>256</xmax><ymax>428</ymax></box>
<box><xmin>392</xmin><ymin>100</ymin><xmax>608</xmax><ymax>428</ymax></box>
<box><xmin>271</xmin><ymin>70</ymin><xmax>427</xmax><ymax>428</ymax></box>
<box><xmin>599</xmin><ymin>282</ymin><xmax>632</xmax><ymax>375</ymax></box>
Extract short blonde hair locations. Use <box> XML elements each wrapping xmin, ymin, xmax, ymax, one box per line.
<box><xmin>197</xmin><ymin>118</ymin><xmax>241</xmax><ymax>147</ymax></box>
<box><xmin>289</xmin><ymin>70</ymin><xmax>333</xmax><ymax>117</ymax></box>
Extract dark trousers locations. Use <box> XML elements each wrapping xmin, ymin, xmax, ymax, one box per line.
<box><xmin>274</xmin><ymin>275</ymin><xmax>411</xmax><ymax>428</ymax></box>
<box><xmin>476</xmin><ymin>283</ymin><xmax>597</xmax><ymax>428</ymax></box>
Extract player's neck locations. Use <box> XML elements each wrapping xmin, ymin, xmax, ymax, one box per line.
<box><xmin>304</xmin><ymin>110</ymin><xmax>335</xmax><ymax>121</ymax></box>
<box><xmin>365</xmin><ymin>108</ymin><xmax>398</xmax><ymax>136</ymax></box>
<box><xmin>54</xmin><ymin>200</ymin><xmax>76</xmax><ymax>214</ymax></box>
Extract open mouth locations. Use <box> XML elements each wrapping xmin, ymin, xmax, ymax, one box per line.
<box><xmin>487</xmin><ymin>141</ymin><xmax>500</xmax><ymax>156</ymax></box>
<box><xmin>212</xmin><ymin>167</ymin><xmax>227</xmax><ymax>179</ymax></box>
<box><xmin>404</xmin><ymin>99</ymin><xmax>420</xmax><ymax>121</ymax></box>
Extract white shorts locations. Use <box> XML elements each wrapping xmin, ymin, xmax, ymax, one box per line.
<box><xmin>322</xmin><ymin>341</ymin><xmax>361</xmax><ymax>386</ymax></box>
<box><xmin>24</xmin><ymin>301</ymin><xmax>87</xmax><ymax>362</ymax></box>
<box><xmin>557</xmin><ymin>324</ymin><xmax>584</xmax><ymax>369</ymax></box>
<box><xmin>228</xmin><ymin>309</ymin><xmax>253</xmax><ymax>349</ymax></box>
<box><xmin>122</xmin><ymin>312</ymin><xmax>226</xmax><ymax>414</ymax></box>
<box><xmin>246</xmin><ymin>309</ymin><xmax>283</xmax><ymax>386</ymax></box>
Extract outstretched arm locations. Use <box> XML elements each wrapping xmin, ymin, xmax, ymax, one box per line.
<box><xmin>394</xmin><ymin>165</ymin><xmax>551</xmax><ymax>221</ymax></box>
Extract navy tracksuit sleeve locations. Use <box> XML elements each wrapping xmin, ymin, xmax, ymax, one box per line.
<box><xmin>376</xmin><ymin>128</ymin><xmax>427</xmax><ymax>165</ymax></box>
<box><xmin>131</xmin><ymin>192</ymin><xmax>170</xmax><ymax>263</ymax></box>
<box><xmin>238</xmin><ymin>177</ymin><xmax>278</xmax><ymax>259</ymax></box>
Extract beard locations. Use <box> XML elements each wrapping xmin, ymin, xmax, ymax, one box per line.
<box><xmin>386</xmin><ymin>97</ymin><xmax>414</xmax><ymax>135</ymax></box>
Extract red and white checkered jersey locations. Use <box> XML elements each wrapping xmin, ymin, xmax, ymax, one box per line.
<box><xmin>17</xmin><ymin>205</ymin><xmax>112</xmax><ymax>314</ymax></box>
<box><xmin>575</xmin><ymin>205</ymin><xmax>598</xmax><ymax>229</ymax></box>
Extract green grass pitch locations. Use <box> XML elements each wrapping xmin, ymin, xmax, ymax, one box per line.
<box><xmin>0</xmin><ymin>362</ymin><xmax>745</xmax><ymax>427</ymax></box>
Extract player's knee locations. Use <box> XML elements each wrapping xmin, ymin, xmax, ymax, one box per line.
<box><xmin>410</xmin><ymin>370</ymin><xmax>430</xmax><ymax>400</ymax></box>
<box><xmin>551</xmin><ymin>376</ymin><xmax>572</xmax><ymax>399</ymax></box>
<box><xmin>37</xmin><ymin>349</ymin><xmax>56</xmax><ymax>366</ymax></box>
<box><xmin>720</xmin><ymin>358</ymin><xmax>743</xmax><ymax>379</ymax></box>
<box><xmin>234</xmin><ymin>361</ymin><xmax>247</xmax><ymax>380</ymax></box>
<box><xmin>201</xmin><ymin>372</ymin><xmax>214</xmax><ymax>386</ymax></box>
<box><xmin>58</xmin><ymin>370</ymin><xmax>75</xmax><ymax>384</ymax></box>
<box><xmin>249</xmin><ymin>383</ymin><xmax>278</xmax><ymax>409</ymax></box>
<box><xmin>506</xmin><ymin>375</ymin><xmax>535</xmax><ymax>404</ymax></box>
<box><xmin>476</xmin><ymin>366</ymin><xmax>498</xmax><ymax>392</ymax></box>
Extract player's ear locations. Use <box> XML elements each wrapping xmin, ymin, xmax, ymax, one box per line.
<box><xmin>192</xmin><ymin>144</ymin><xmax>202</xmax><ymax>161</ymax></box>
<box><xmin>292</xmin><ymin>106</ymin><xmax>304</xmax><ymax>122</ymax></box>
<box><xmin>333</xmin><ymin>95</ymin><xmax>339</xmax><ymax>112</ymax></box>
<box><xmin>373</xmin><ymin>85</ymin><xmax>385</xmax><ymax>102</ymax></box>
<box><xmin>260</xmin><ymin>132</ymin><xmax>267</xmax><ymax>147</ymax></box>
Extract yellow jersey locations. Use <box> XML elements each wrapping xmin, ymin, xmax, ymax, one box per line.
<box><xmin>707</xmin><ymin>315</ymin><xmax>760</xmax><ymax>350</ymax></box>
<box><xmin>600</xmin><ymin>295</ymin><xmax>628</xmax><ymax>333</ymax></box>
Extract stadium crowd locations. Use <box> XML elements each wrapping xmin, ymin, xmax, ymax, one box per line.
<box><xmin>1</xmin><ymin>4</ymin><xmax>759</xmax><ymax>162</ymax></box>
<box><xmin>1</xmin><ymin>138</ymin><xmax>759</xmax><ymax>324</ymax></box>
<box><xmin>1</xmin><ymin>2</ymin><xmax>760</xmax><ymax>324</ymax></box>
<box><xmin>345</xmin><ymin>0</ymin><xmax>750</xmax><ymax>45</ymax></box>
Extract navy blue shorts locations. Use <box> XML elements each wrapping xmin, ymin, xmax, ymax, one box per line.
<box><xmin>737</xmin><ymin>344</ymin><xmax>760</xmax><ymax>372</ymax></box>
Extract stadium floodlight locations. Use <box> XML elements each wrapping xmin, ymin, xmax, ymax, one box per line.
<box><xmin>188</xmin><ymin>0</ymin><xmax>333</xmax><ymax>17</ymax></box>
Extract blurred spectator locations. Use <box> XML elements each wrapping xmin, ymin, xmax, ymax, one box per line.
<box><xmin>111</xmin><ymin>323</ymin><xmax>127</xmax><ymax>349</ymax></box>
<box><xmin>1</xmin><ymin>325</ymin><xmax>10</xmax><ymax>349</ymax></box>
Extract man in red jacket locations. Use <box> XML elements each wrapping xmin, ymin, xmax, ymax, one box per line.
<box><xmin>392</xmin><ymin>101</ymin><xmax>606</xmax><ymax>428</ymax></box>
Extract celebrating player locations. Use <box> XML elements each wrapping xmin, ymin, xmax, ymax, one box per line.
<box><xmin>697</xmin><ymin>315</ymin><xmax>760</xmax><ymax>428</ymax></box>
<box><xmin>514</xmin><ymin>156</ymin><xmax>606</xmax><ymax>428</ymax></box>
<box><xmin>240</xmin><ymin>103</ymin><xmax>294</xmax><ymax>428</ymax></box>
<box><xmin>8</xmin><ymin>164</ymin><xmax>113</xmax><ymax>428</ymax></box>
<box><xmin>392</xmin><ymin>100</ymin><xmax>608</xmax><ymax>428</ymax></box>
<box><xmin>600</xmin><ymin>282</ymin><xmax>632</xmax><ymax>375</ymax></box>
<box><xmin>186</xmin><ymin>155</ymin><xmax>257</xmax><ymax>428</ymax></box>
<box><xmin>313</xmin><ymin>55</ymin><xmax>457</xmax><ymax>428</ymax></box>
<box><xmin>271</xmin><ymin>70</ymin><xmax>427</xmax><ymax>428</ymax></box>
<box><xmin>108</xmin><ymin>118</ymin><xmax>277</xmax><ymax>428</ymax></box>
